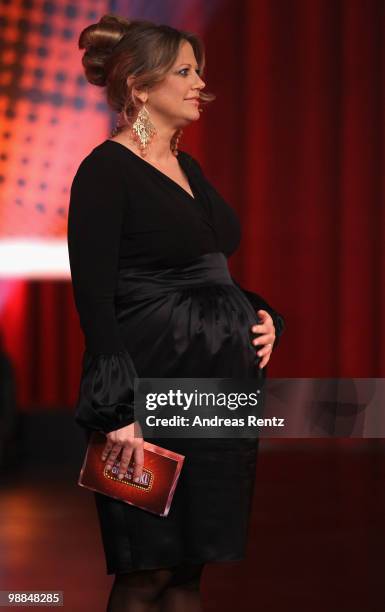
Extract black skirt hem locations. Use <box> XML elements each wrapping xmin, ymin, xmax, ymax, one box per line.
<box><xmin>106</xmin><ymin>553</ymin><xmax>247</xmax><ymax>575</ymax></box>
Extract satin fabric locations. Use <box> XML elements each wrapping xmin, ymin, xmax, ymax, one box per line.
<box><xmin>115</xmin><ymin>251</ymin><xmax>263</xmax><ymax>379</ymax></box>
<box><xmin>81</xmin><ymin>251</ymin><xmax>265</xmax><ymax>573</ymax></box>
<box><xmin>75</xmin><ymin>252</ymin><xmax>266</xmax><ymax>435</ymax></box>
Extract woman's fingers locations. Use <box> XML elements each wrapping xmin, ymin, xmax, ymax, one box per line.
<box><xmin>116</xmin><ymin>445</ymin><xmax>134</xmax><ymax>480</ymax></box>
<box><xmin>104</xmin><ymin>443</ymin><xmax>123</xmax><ymax>472</ymax></box>
<box><xmin>102</xmin><ymin>441</ymin><xmax>144</xmax><ymax>482</ymax></box>
<box><xmin>101</xmin><ymin>440</ymin><xmax>113</xmax><ymax>461</ymax></box>
<box><xmin>256</xmin><ymin>341</ymin><xmax>274</xmax><ymax>369</ymax></box>
<box><xmin>258</xmin><ymin>352</ymin><xmax>271</xmax><ymax>369</ymax></box>
<box><xmin>132</xmin><ymin>445</ymin><xmax>144</xmax><ymax>483</ymax></box>
<box><xmin>251</xmin><ymin>310</ymin><xmax>275</xmax><ymax>370</ymax></box>
<box><xmin>252</xmin><ymin>333</ymin><xmax>275</xmax><ymax>347</ymax></box>
<box><xmin>100</xmin><ymin>423</ymin><xmax>145</xmax><ymax>481</ymax></box>
<box><xmin>258</xmin><ymin>343</ymin><xmax>273</xmax><ymax>355</ymax></box>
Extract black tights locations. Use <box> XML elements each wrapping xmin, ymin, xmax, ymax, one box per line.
<box><xmin>106</xmin><ymin>563</ymin><xmax>205</xmax><ymax>612</ymax></box>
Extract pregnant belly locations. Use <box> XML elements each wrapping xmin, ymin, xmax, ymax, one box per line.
<box><xmin>116</xmin><ymin>283</ymin><xmax>260</xmax><ymax>378</ymax></box>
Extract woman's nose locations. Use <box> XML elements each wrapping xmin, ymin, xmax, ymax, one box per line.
<box><xmin>196</xmin><ymin>77</ymin><xmax>205</xmax><ymax>89</ymax></box>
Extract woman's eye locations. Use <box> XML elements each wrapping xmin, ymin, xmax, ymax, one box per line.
<box><xmin>179</xmin><ymin>68</ymin><xmax>201</xmax><ymax>76</ymax></box>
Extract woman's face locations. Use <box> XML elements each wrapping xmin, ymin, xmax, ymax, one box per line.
<box><xmin>143</xmin><ymin>40</ymin><xmax>206</xmax><ymax>129</ymax></box>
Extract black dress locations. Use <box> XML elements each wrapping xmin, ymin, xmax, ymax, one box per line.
<box><xmin>67</xmin><ymin>139</ymin><xmax>285</xmax><ymax>574</ymax></box>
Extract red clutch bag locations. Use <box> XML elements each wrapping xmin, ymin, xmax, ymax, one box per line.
<box><xmin>78</xmin><ymin>431</ymin><xmax>185</xmax><ymax>517</ymax></box>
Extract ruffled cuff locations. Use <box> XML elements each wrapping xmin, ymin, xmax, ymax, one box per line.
<box><xmin>74</xmin><ymin>349</ymin><xmax>138</xmax><ymax>434</ymax></box>
<box><xmin>232</xmin><ymin>278</ymin><xmax>286</xmax><ymax>349</ymax></box>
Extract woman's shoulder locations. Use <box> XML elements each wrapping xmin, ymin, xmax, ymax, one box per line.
<box><xmin>81</xmin><ymin>139</ymin><xmax>127</xmax><ymax>166</ymax></box>
<box><xmin>71</xmin><ymin>140</ymin><xmax>130</xmax><ymax>184</ymax></box>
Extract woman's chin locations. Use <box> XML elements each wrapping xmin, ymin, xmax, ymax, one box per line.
<box><xmin>183</xmin><ymin>109</ymin><xmax>201</xmax><ymax>123</ymax></box>
<box><xmin>176</xmin><ymin>113</ymin><xmax>200</xmax><ymax>128</ymax></box>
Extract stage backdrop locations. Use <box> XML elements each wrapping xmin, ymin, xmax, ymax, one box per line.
<box><xmin>0</xmin><ymin>0</ymin><xmax>383</xmax><ymax>414</ymax></box>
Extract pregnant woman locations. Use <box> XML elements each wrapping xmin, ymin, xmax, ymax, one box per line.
<box><xmin>67</xmin><ymin>14</ymin><xmax>285</xmax><ymax>612</ymax></box>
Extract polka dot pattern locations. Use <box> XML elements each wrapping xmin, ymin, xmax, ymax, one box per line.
<box><xmin>0</xmin><ymin>0</ymin><xmax>112</xmax><ymax>240</ymax></box>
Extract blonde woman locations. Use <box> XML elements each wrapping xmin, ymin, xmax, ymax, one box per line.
<box><xmin>67</xmin><ymin>14</ymin><xmax>284</xmax><ymax>612</ymax></box>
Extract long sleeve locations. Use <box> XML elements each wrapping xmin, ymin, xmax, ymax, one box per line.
<box><xmin>67</xmin><ymin>152</ymin><xmax>138</xmax><ymax>434</ymax></box>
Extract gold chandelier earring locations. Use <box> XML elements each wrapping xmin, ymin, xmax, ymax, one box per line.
<box><xmin>131</xmin><ymin>104</ymin><xmax>156</xmax><ymax>157</ymax></box>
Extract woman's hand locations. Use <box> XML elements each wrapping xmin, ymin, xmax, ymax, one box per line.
<box><xmin>101</xmin><ymin>421</ymin><xmax>144</xmax><ymax>483</ymax></box>
<box><xmin>251</xmin><ymin>309</ymin><xmax>276</xmax><ymax>369</ymax></box>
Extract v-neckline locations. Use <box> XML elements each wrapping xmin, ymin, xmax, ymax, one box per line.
<box><xmin>105</xmin><ymin>139</ymin><xmax>197</xmax><ymax>201</ymax></box>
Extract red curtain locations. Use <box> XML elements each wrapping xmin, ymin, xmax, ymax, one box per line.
<box><xmin>1</xmin><ymin>0</ymin><xmax>384</xmax><ymax>411</ymax></box>
<box><xmin>200</xmin><ymin>0</ymin><xmax>384</xmax><ymax>379</ymax></box>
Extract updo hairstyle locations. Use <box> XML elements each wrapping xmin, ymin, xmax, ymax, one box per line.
<box><xmin>78</xmin><ymin>14</ymin><xmax>215</xmax><ymax>136</ymax></box>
